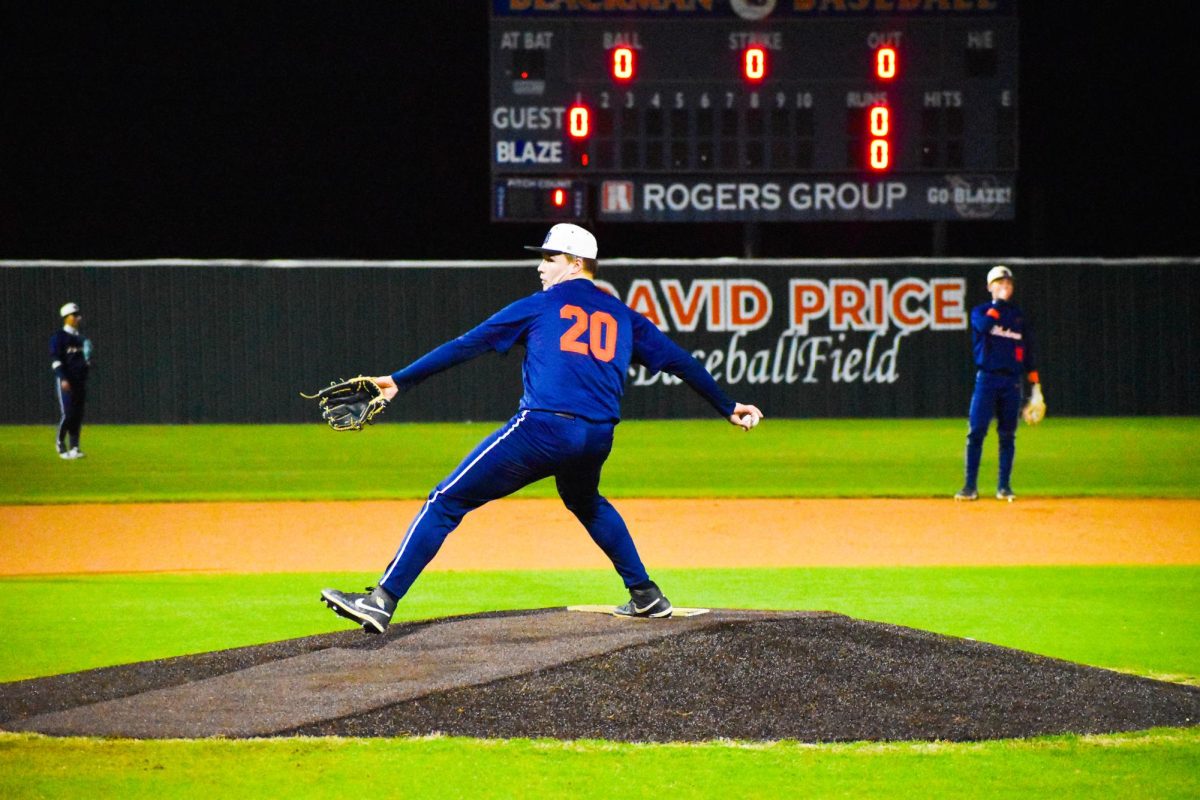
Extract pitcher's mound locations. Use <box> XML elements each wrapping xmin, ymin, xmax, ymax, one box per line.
<box><xmin>2</xmin><ymin>608</ymin><xmax>1197</xmax><ymax>741</ymax></box>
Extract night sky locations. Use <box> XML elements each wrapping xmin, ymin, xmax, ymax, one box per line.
<box><xmin>3</xmin><ymin>2</ymin><xmax>1196</xmax><ymax>260</ymax></box>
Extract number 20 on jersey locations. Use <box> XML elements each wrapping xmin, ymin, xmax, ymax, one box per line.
<box><xmin>559</xmin><ymin>305</ymin><xmax>617</xmax><ymax>362</ymax></box>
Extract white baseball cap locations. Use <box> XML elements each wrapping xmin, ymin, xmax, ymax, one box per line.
<box><xmin>60</xmin><ymin>302</ymin><xmax>81</xmax><ymax>317</ymax></box>
<box><xmin>524</xmin><ymin>223</ymin><xmax>598</xmax><ymax>260</ymax></box>
<box><xmin>987</xmin><ymin>265</ymin><xmax>1013</xmax><ymax>285</ymax></box>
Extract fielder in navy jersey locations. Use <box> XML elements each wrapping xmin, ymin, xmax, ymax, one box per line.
<box><xmin>322</xmin><ymin>224</ymin><xmax>764</xmax><ymax>633</ymax></box>
<box><xmin>50</xmin><ymin>302</ymin><xmax>93</xmax><ymax>460</ymax></box>
<box><xmin>955</xmin><ymin>265</ymin><xmax>1043</xmax><ymax>502</ymax></box>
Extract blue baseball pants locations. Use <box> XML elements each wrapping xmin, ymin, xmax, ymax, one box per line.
<box><xmin>963</xmin><ymin>371</ymin><xmax>1022</xmax><ymax>492</ymax></box>
<box><xmin>378</xmin><ymin>409</ymin><xmax>650</xmax><ymax>600</ymax></box>
<box><xmin>55</xmin><ymin>380</ymin><xmax>87</xmax><ymax>452</ymax></box>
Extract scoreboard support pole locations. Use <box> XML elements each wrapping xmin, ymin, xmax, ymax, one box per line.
<box><xmin>931</xmin><ymin>221</ymin><xmax>948</xmax><ymax>257</ymax></box>
<box><xmin>742</xmin><ymin>222</ymin><xmax>761</xmax><ymax>259</ymax></box>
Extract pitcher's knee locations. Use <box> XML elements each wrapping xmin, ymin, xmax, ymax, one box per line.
<box><xmin>562</xmin><ymin>492</ymin><xmax>610</xmax><ymax>520</ymax></box>
<box><xmin>562</xmin><ymin>497</ymin><xmax>596</xmax><ymax>519</ymax></box>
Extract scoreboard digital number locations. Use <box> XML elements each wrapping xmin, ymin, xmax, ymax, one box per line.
<box><xmin>490</xmin><ymin>0</ymin><xmax>1018</xmax><ymax>223</ymax></box>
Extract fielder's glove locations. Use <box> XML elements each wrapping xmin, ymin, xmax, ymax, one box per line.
<box><xmin>1022</xmin><ymin>383</ymin><xmax>1046</xmax><ymax>425</ymax></box>
<box><xmin>301</xmin><ymin>376</ymin><xmax>390</xmax><ymax>431</ymax></box>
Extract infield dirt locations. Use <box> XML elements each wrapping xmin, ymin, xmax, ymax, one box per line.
<box><xmin>2</xmin><ymin>498</ymin><xmax>1198</xmax><ymax>575</ymax></box>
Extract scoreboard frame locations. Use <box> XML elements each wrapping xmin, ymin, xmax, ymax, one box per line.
<box><xmin>489</xmin><ymin>0</ymin><xmax>1018</xmax><ymax>224</ymax></box>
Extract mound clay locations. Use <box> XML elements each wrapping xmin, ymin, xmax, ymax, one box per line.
<box><xmin>2</xmin><ymin>608</ymin><xmax>1197</xmax><ymax>742</ymax></box>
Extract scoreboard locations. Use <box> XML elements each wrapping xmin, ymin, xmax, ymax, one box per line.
<box><xmin>489</xmin><ymin>0</ymin><xmax>1018</xmax><ymax>223</ymax></box>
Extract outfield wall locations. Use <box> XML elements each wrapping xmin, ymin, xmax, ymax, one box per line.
<box><xmin>2</xmin><ymin>258</ymin><xmax>1196</xmax><ymax>423</ymax></box>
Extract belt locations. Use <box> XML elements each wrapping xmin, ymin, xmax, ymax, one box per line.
<box><xmin>527</xmin><ymin>408</ymin><xmax>612</xmax><ymax>424</ymax></box>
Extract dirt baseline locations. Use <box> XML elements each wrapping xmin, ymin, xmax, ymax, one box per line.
<box><xmin>2</xmin><ymin>608</ymin><xmax>1197</xmax><ymax>742</ymax></box>
<box><xmin>2</xmin><ymin>498</ymin><xmax>1198</xmax><ymax>575</ymax></box>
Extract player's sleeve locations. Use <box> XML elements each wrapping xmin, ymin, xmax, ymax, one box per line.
<box><xmin>970</xmin><ymin>303</ymin><xmax>995</xmax><ymax>333</ymax></box>
<box><xmin>50</xmin><ymin>333</ymin><xmax>65</xmax><ymax>379</ymax></box>
<box><xmin>391</xmin><ymin>295</ymin><xmax>539</xmax><ymax>391</ymax></box>
<box><xmin>630</xmin><ymin>312</ymin><xmax>736</xmax><ymax>418</ymax></box>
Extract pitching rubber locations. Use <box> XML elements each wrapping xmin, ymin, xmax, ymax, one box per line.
<box><xmin>567</xmin><ymin>604</ymin><xmax>711</xmax><ymax>618</ymax></box>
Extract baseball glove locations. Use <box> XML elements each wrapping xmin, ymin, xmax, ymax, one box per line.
<box><xmin>301</xmin><ymin>376</ymin><xmax>389</xmax><ymax>431</ymax></box>
<box><xmin>1022</xmin><ymin>383</ymin><xmax>1046</xmax><ymax>425</ymax></box>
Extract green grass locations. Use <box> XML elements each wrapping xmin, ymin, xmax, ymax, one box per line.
<box><xmin>2</xmin><ymin>729</ymin><xmax>1198</xmax><ymax>799</ymax></box>
<box><xmin>2</xmin><ymin>564</ymin><xmax>1197</xmax><ymax>798</ymax></box>
<box><xmin>3</xmin><ymin>420</ymin><xmax>1197</xmax><ymax>797</ymax></box>
<box><xmin>1</xmin><ymin>566</ymin><xmax>1196</xmax><ymax>683</ymax></box>
<box><xmin>2</xmin><ymin>418</ymin><xmax>1198</xmax><ymax>503</ymax></box>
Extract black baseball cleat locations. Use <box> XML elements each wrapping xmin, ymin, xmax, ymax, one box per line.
<box><xmin>321</xmin><ymin>586</ymin><xmax>396</xmax><ymax>634</ymax></box>
<box><xmin>954</xmin><ymin>487</ymin><xmax>979</xmax><ymax>501</ymax></box>
<box><xmin>614</xmin><ymin>582</ymin><xmax>673</xmax><ymax>618</ymax></box>
<box><xmin>996</xmin><ymin>487</ymin><xmax>1017</xmax><ymax>502</ymax></box>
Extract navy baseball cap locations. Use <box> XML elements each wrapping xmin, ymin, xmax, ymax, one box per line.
<box><xmin>524</xmin><ymin>223</ymin><xmax>598</xmax><ymax>259</ymax></box>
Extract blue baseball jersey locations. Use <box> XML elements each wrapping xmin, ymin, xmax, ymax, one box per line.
<box><xmin>969</xmin><ymin>299</ymin><xmax>1038</xmax><ymax>381</ymax></box>
<box><xmin>392</xmin><ymin>279</ymin><xmax>736</xmax><ymax>423</ymax></box>
<box><xmin>50</xmin><ymin>328</ymin><xmax>90</xmax><ymax>383</ymax></box>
